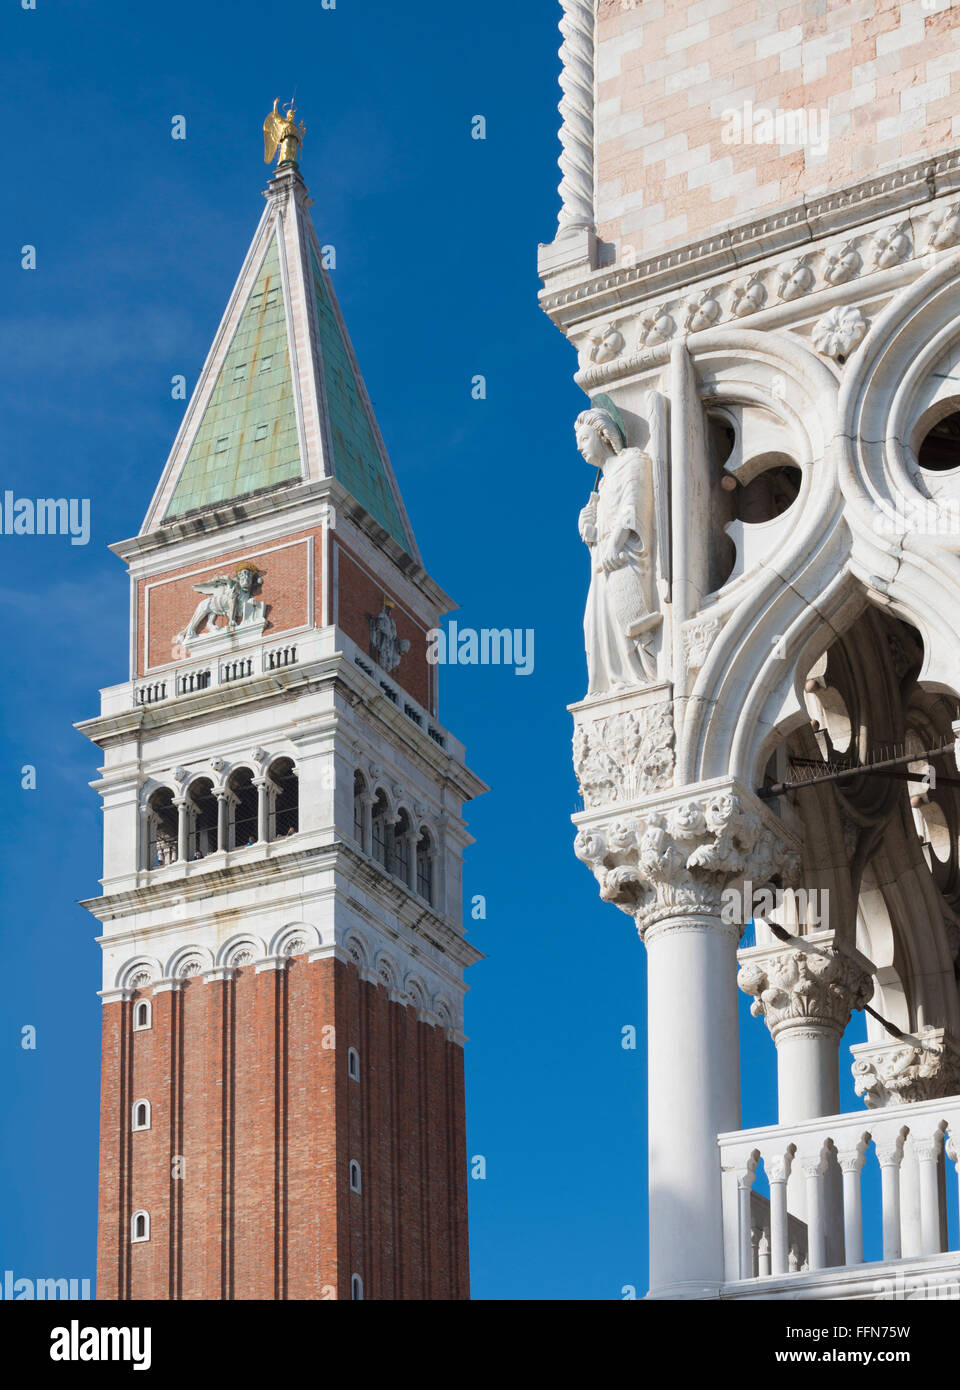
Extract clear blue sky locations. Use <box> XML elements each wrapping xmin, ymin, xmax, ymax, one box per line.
<box><xmin>0</xmin><ymin>0</ymin><xmax>879</xmax><ymax>1300</ymax></box>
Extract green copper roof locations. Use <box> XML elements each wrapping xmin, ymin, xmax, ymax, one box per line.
<box><xmin>165</xmin><ymin>236</ymin><xmax>302</xmax><ymax>518</ymax></box>
<box><xmin>310</xmin><ymin>250</ymin><xmax>409</xmax><ymax>549</ymax></box>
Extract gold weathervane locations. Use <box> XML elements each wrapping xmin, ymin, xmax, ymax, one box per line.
<box><xmin>263</xmin><ymin>98</ymin><xmax>305</xmax><ymax>167</ymax></box>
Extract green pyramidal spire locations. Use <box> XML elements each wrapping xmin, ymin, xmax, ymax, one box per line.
<box><xmin>165</xmin><ymin>236</ymin><xmax>301</xmax><ymax>519</ymax></box>
<box><xmin>144</xmin><ymin>165</ymin><xmax>419</xmax><ymax>561</ymax></box>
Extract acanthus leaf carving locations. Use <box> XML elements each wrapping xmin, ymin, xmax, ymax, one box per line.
<box><xmin>574</xmin><ymin>790</ymin><xmax>800</xmax><ymax>937</ymax></box>
<box><xmin>850</xmin><ymin>1027</ymin><xmax>960</xmax><ymax>1109</ymax></box>
<box><xmin>738</xmin><ymin>943</ymin><xmax>873</xmax><ymax>1040</ymax></box>
<box><xmin>573</xmin><ymin>700</ymin><xmax>675</xmax><ymax>809</ymax></box>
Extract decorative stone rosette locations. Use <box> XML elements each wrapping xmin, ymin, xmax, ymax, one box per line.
<box><xmin>573</xmin><ymin>699</ymin><xmax>675</xmax><ymax>809</ymax></box>
<box><xmin>738</xmin><ymin>944</ymin><xmax>873</xmax><ymax>1041</ymax></box>
<box><xmin>850</xmin><ymin>1027</ymin><xmax>960</xmax><ymax>1110</ymax></box>
<box><xmin>574</xmin><ymin>790</ymin><xmax>801</xmax><ymax>937</ymax></box>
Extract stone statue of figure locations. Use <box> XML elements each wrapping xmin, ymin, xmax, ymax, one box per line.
<box><xmin>179</xmin><ymin>565</ymin><xmax>264</xmax><ymax>644</ymax></box>
<box><xmin>369</xmin><ymin>601</ymin><xmax>410</xmax><ymax>673</ymax></box>
<box><xmin>576</xmin><ymin>408</ymin><xmax>658</xmax><ymax>694</ymax></box>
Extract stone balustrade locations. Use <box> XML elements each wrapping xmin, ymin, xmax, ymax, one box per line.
<box><xmin>720</xmin><ymin>1094</ymin><xmax>960</xmax><ymax>1289</ymax></box>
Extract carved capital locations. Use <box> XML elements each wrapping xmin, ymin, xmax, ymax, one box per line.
<box><xmin>850</xmin><ymin>1028</ymin><xmax>960</xmax><ymax>1110</ymax></box>
<box><xmin>738</xmin><ymin>938</ymin><xmax>873</xmax><ymax>1042</ymax></box>
<box><xmin>573</xmin><ymin>783</ymin><xmax>801</xmax><ymax>938</ymax></box>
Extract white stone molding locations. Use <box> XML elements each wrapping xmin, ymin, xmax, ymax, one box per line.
<box><xmin>926</xmin><ymin>203</ymin><xmax>960</xmax><ymax>252</ymax></box>
<box><xmin>586</xmin><ymin>323</ymin><xmax>624</xmax><ymax>364</ymax></box>
<box><xmin>574</xmin><ymin>784</ymin><xmax>801</xmax><ymax>937</ymax></box>
<box><xmin>685</xmin><ymin>289</ymin><xmax>721</xmax><ymax>332</ymax></box>
<box><xmin>823</xmin><ymin>243</ymin><xmax>861</xmax><ymax>286</ymax></box>
<box><xmin>554</xmin><ymin>0</ymin><xmax>595</xmax><ymax>238</ymax></box>
<box><xmin>730</xmin><ymin>278</ymin><xmax>767</xmax><ymax>318</ymax></box>
<box><xmin>850</xmin><ymin>1027</ymin><xmax>960</xmax><ymax>1109</ymax></box>
<box><xmin>872</xmin><ymin>222</ymin><xmax>912</xmax><ymax>270</ymax></box>
<box><xmin>776</xmin><ymin>257</ymin><xmax>814</xmax><ymax>302</ymax></box>
<box><xmin>639</xmin><ymin>306</ymin><xmax>675</xmax><ymax>347</ymax></box>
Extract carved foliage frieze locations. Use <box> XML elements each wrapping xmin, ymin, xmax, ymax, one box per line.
<box><xmin>573</xmin><ymin>700</ymin><xmax>675</xmax><ymax>810</ymax></box>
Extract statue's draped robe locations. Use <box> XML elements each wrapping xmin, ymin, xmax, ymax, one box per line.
<box><xmin>582</xmin><ymin>447</ymin><xmax>653</xmax><ymax>694</ymax></box>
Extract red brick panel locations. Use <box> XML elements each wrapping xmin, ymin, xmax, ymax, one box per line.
<box><xmin>138</xmin><ymin>533</ymin><xmax>317</xmax><ymax>674</ymax></box>
<box><xmin>96</xmin><ymin>1002</ymin><xmax>129</xmax><ymax>1301</ymax></box>
<box><xmin>335</xmin><ymin>540</ymin><xmax>434</xmax><ymax>713</ymax></box>
<box><xmin>179</xmin><ymin>978</ymin><xmax>225</xmax><ymax>1300</ymax></box>
<box><xmin>232</xmin><ymin>965</ymin><xmax>279</xmax><ymax>1299</ymax></box>
<box><xmin>128</xmin><ymin>988</ymin><xmax>175</xmax><ymax>1298</ymax></box>
<box><xmin>286</xmin><ymin>957</ymin><xmax>339</xmax><ymax>1298</ymax></box>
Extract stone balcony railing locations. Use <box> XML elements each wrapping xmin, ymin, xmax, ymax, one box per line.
<box><xmin>133</xmin><ymin>635</ymin><xmax>303</xmax><ymax>707</ymax></box>
<box><xmin>719</xmin><ymin>1095</ymin><xmax>960</xmax><ymax>1297</ymax></box>
<box><xmin>105</xmin><ymin>627</ymin><xmax>454</xmax><ymax>757</ymax></box>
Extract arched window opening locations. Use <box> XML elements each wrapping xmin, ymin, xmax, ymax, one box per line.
<box><xmin>347</xmin><ymin>1046</ymin><xmax>360</xmax><ymax>1081</ymax></box>
<box><xmin>188</xmin><ymin>777</ymin><xmax>218</xmax><ymax>860</ymax></box>
<box><xmin>349</xmin><ymin>1160</ymin><xmax>362</xmax><ymax>1193</ymax></box>
<box><xmin>132</xmin><ymin>1100</ymin><xmax>151</xmax><ymax>1132</ymax></box>
<box><xmin>416</xmin><ymin>830</ymin><xmax>434</xmax><ymax>904</ymax></box>
<box><xmin>917</xmin><ymin>410</ymin><xmax>960</xmax><ymax>472</ymax></box>
<box><xmin>371</xmin><ymin>791</ymin><xmax>389</xmax><ymax>869</ymax></box>
<box><xmin>147</xmin><ymin>788</ymin><xmax>178</xmax><ymax>868</ymax></box>
<box><xmin>228</xmin><ymin>767</ymin><xmax>258</xmax><ymax>849</ymax></box>
<box><xmin>133</xmin><ymin>1000</ymin><xmax>152</xmax><ymax>1031</ymax></box>
<box><xmin>351</xmin><ymin>1274</ymin><xmax>364</xmax><ymax>1301</ymax></box>
<box><xmin>271</xmin><ymin>757</ymin><xmax>299</xmax><ymax>839</ymax></box>
<box><xmin>131</xmin><ymin>1210</ymin><xmax>150</xmax><ymax>1243</ymax></box>
<box><xmin>393</xmin><ymin>809</ymin><xmax>411</xmax><ymax>882</ymax></box>
<box><xmin>353</xmin><ymin>771</ymin><xmax>367</xmax><ymax>847</ymax></box>
<box><xmin>734</xmin><ymin>460</ymin><xmax>801</xmax><ymax>524</ymax></box>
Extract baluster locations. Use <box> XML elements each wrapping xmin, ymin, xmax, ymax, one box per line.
<box><xmin>916</xmin><ymin>1129</ymin><xmax>947</xmax><ymax>1257</ymax></box>
<box><xmin>803</xmin><ymin>1155</ymin><xmax>827</xmax><ymax>1270</ymax></box>
<box><xmin>767</xmin><ymin>1150</ymin><xmax>793</xmax><ymax>1276</ymax></box>
<box><xmin>876</xmin><ymin>1131</ymin><xmax>906</xmax><ymax>1262</ymax></box>
<box><xmin>737</xmin><ymin>1168</ymin><xmax>756</xmax><ymax>1279</ymax></box>
<box><xmin>838</xmin><ymin>1140</ymin><xmax>868</xmax><ymax>1266</ymax></box>
<box><xmin>757</xmin><ymin>1228</ymin><xmax>771</xmax><ymax>1277</ymax></box>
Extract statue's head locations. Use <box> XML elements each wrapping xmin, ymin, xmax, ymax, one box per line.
<box><xmin>575</xmin><ymin>408</ymin><xmax>623</xmax><ymax>467</ymax></box>
<box><xmin>235</xmin><ymin>564</ymin><xmax>262</xmax><ymax>593</ymax></box>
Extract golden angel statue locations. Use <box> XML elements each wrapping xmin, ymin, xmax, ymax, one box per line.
<box><xmin>264</xmin><ymin>98</ymin><xmax>306</xmax><ymax>167</ymax></box>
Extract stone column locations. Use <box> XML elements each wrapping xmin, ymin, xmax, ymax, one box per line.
<box><xmin>216</xmin><ymin>791</ymin><xmax>230</xmax><ymax>854</ymax></box>
<box><xmin>175</xmin><ymin>797</ymin><xmax>189</xmax><ymax>864</ymax></box>
<box><xmin>402</xmin><ymin>827</ymin><xmax>418</xmax><ymax>891</ymax></box>
<box><xmin>574</xmin><ymin>783</ymin><xmax>801</xmax><ymax>1298</ymax></box>
<box><xmin>738</xmin><ymin>934</ymin><xmax>873</xmax><ymax>1124</ymax></box>
<box><xmin>138</xmin><ymin>804</ymin><xmax>151</xmax><ymax>872</ymax></box>
<box><xmin>360</xmin><ymin>792</ymin><xmax>376</xmax><ymax>857</ymax></box>
<box><xmin>645</xmin><ymin>908</ymin><xmax>742</xmax><ymax>1296</ymax></box>
<box><xmin>254</xmin><ymin>777</ymin><xmax>270</xmax><ymax>843</ymax></box>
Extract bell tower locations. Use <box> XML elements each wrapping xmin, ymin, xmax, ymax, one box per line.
<box><xmin>78</xmin><ymin>123</ymin><xmax>484</xmax><ymax>1301</ymax></box>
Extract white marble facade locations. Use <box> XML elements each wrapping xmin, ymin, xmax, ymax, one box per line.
<box><xmin>543</xmin><ymin>2</ymin><xmax>960</xmax><ymax>1300</ymax></box>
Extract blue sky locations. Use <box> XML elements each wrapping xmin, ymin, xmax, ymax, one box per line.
<box><xmin>0</xmin><ymin>0</ymin><xmax>883</xmax><ymax>1300</ymax></box>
